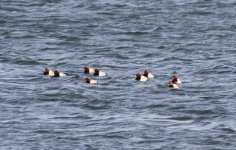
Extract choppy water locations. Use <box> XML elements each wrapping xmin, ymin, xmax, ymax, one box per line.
<box><xmin>1</xmin><ymin>0</ymin><xmax>236</xmax><ymax>149</ymax></box>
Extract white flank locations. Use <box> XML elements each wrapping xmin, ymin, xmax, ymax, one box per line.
<box><xmin>173</xmin><ymin>84</ymin><xmax>179</xmax><ymax>88</ymax></box>
<box><xmin>48</xmin><ymin>70</ymin><xmax>55</xmax><ymax>76</ymax></box>
<box><xmin>59</xmin><ymin>72</ymin><xmax>66</xmax><ymax>77</ymax></box>
<box><xmin>99</xmin><ymin>71</ymin><xmax>107</xmax><ymax>77</ymax></box>
<box><xmin>148</xmin><ymin>73</ymin><xmax>154</xmax><ymax>78</ymax></box>
<box><xmin>90</xmin><ymin>79</ymin><xmax>98</xmax><ymax>84</ymax></box>
<box><xmin>140</xmin><ymin>75</ymin><xmax>148</xmax><ymax>82</ymax></box>
<box><xmin>176</xmin><ymin>79</ymin><xmax>182</xmax><ymax>84</ymax></box>
<box><xmin>89</xmin><ymin>68</ymin><xmax>95</xmax><ymax>73</ymax></box>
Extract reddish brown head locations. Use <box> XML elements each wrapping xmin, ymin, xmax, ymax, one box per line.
<box><xmin>172</xmin><ymin>75</ymin><xmax>178</xmax><ymax>84</ymax></box>
<box><xmin>94</xmin><ymin>69</ymin><xmax>99</xmax><ymax>76</ymax></box>
<box><xmin>136</xmin><ymin>73</ymin><xmax>141</xmax><ymax>80</ymax></box>
<box><xmin>85</xmin><ymin>77</ymin><xmax>91</xmax><ymax>83</ymax></box>
<box><xmin>143</xmin><ymin>70</ymin><xmax>148</xmax><ymax>77</ymax></box>
<box><xmin>44</xmin><ymin>67</ymin><xmax>49</xmax><ymax>75</ymax></box>
<box><xmin>54</xmin><ymin>70</ymin><xmax>60</xmax><ymax>77</ymax></box>
<box><xmin>84</xmin><ymin>67</ymin><xmax>89</xmax><ymax>73</ymax></box>
<box><xmin>168</xmin><ymin>81</ymin><xmax>174</xmax><ymax>87</ymax></box>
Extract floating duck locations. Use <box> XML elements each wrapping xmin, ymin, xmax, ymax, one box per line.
<box><xmin>135</xmin><ymin>73</ymin><xmax>148</xmax><ymax>82</ymax></box>
<box><xmin>43</xmin><ymin>67</ymin><xmax>54</xmax><ymax>76</ymax></box>
<box><xmin>85</xmin><ymin>77</ymin><xmax>98</xmax><ymax>84</ymax></box>
<box><xmin>168</xmin><ymin>81</ymin><xmax>179</xmax><ymax>88</ymax></box>
<box><xmin>143</xmin><ymin>70</ymin><xmax>154</xmax><ymax>78</ymax></box>
<box><xmin>172</xmin><ymin>75</ymin><xmax>182</xmax><ymax>84</ymax></box>
<box><xmin>94</xmin><ymin>68</ymin><xmax>107</xmax><ymax>77</ymax></box>
<box><xmin>84</xmin><ymin>66</ymin><xmax>94</xmax><ymax>74</ymax></box>
<box><xmin>54</xmin><ymin>70</ymin><xmax>66</xmax><ymax>77</ymax></box>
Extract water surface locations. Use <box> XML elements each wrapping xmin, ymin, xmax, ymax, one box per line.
<box><xmin>0</xmin><ymin>0</ymin><xmax>236</xmax><ymax>149</ymax></box>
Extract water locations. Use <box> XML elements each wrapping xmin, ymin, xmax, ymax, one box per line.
<box><xmin>1</xmin><ymin>0</ymin><xmax>236</xmax><ymax>149</ymax></box>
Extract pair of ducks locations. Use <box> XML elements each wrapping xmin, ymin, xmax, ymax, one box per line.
<box><xmin>136</xmin><ymin>70</ymin><xmax>181</xmax><ymax>88</ymax></box>
<box><xmin>168</xmin><ymin>75</ymin><xmax>182</xmax><ymax>88</ymax></box>
<box><xmin>43</xmin><ymin>68</ymin><xmax>66</xmax><ymax>77</ymax></box>
<box><xmin>135</xmin><ymin>70</ymin><xmax>154</xmax><ymax>81</ymax></box>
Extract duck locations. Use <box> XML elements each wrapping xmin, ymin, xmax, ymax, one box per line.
<box><xmin>135</xmin><ymin>73</ymin><xmax>148</xmax><ymax>82</ymax></box>
<box><xmin>84</xmin><ymin>66</ymin><xmax>94</xmax><ymax>74</ymax></box>
<box><xmin>43</xmin><ymin>67</ymin><xmax>54</xmax><ymax>76</ymax></box>
<box><xmin>85</xmin><ymin>77</ymin><xmax>98</xmax><ymax>84</ymax></box>
<box><xmin>168</xmin><ymin>81</ymin><xmax>179</xmax><ymax>88</ymax></box>
<box><xmin>143</xmin><ymin>70</ymin><xmax>154</xmax><ymax>78</ymax></box>
<box><xmin>172</xmin><ymin>75</ymin><xmax>182</xmax><ymax>84</ymax></box>
<box><xmin>94</xmin><ymin>68</ymin><xmax>107</xmax><ymax>77</ymax></box>
<box><xmin>54</xmin><ymin>70</ymin><xmax>66</xmax><ymax>77</ymax></box>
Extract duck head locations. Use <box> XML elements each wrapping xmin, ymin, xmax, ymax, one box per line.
<box><xmin>143</xmin><ymin>70</ymin><xmax>148</xmax><ymax>77</ymax></box>
<box><xmin>85</xmin><ymin>77</ymin><xmax>91</xmax><ymax>83</ymax></box>
<box><xmin>54</xmin><ymin>70</ymin><xmax>60</xmax><ymax>77</ymax></box>
<box><xmin>136</xmin><ymin>73</ymin><xmax>141</xmax><ymax>80</ymax></box>
<box><xmin>84</xmin><ymin>67</ymin><xmax>89</xmax><ymax>73</ymax></box>
<box><xmin>94</xmin><ymin>69</ymin><xmax>99</xmax><ymax>76</ymax></box>
<box><xmin>44</xmin><ymin>67</ymin><xmax>49</xmax><ymax>75</ymax></box>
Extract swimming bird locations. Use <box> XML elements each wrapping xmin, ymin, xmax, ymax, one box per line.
<box><xmin>84</xmin><ymin>66</ymin><xmax>94</xmax><ymax>74</ymax></box>
<box><xmin>135</xmin><ymin>73</ymin><xmax>148</xmax><ymax>82</ymax></box>
<box><xmin>143</xmin><ymin>70</ymin><xmax>154</xmax><ymax>78</ymax></box>
<box><xmin>43</xmin><ymin>67</ymin><xmax>54</xmax><ymax>76</ymax></box>
<box><xmin>54</xmin><ymin>70</ymin><xmax>66</xmax><ymax>77</ymax></box>
<box><xmin>85</xmin><ymin>77</ymin><xmax>98</xmax><ymax>84</ymax></box>
<box><xmin>168</xmin><ymin>81</ymin><xmax>179</xmax><ymax>88</ymax></box>
<box><xmin>172</xmin><ymin>75</ymin><xmax>182</xmax><ymax>84</ymax></box>
<box><xmin>94</xmin><ymin>68</ymin><xmax>107</xmax><ymax>77</ymax></box>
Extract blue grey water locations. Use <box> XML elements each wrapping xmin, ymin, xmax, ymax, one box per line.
<box><xmin>0</xmin><ymin>0</ymin><xmax>236</xmax><ymax>149</ymax></box>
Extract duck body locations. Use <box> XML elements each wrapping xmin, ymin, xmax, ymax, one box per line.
<box><xmin>94</xmin><ymin>68</ymin><xmax>107</xmax><ymax>77</ymax></box>
<box><xmin>168</xmin><ymin>81</ymin><xmax>179</xmax><ymax>88</ymax></box>
<box><xmin>143</xmin><ymin>70</ymin><xmax>154</xmax><ymax>78</ymax></box>
<box><xmin>84</xmin><ymin>66</ymin><xmax>95</xmax><ymax>74</ymax></box>
<box><xmin>85</xmin><ymin>77</ymin><xmax>98</xmax><ymax>84</ymax></box>
<box><xmin>172</xmin><ymin>75</ymin><xmax>182</xmax><ymax>84</ymax></box>
<box><xmin>136</xmin><ymin>73</ymin><xmax>148</xmax><ymax>82</ymax></box>
<box><xmin>59</xmin><ymin>72</ymin><xmax>66</xmax><ymax>77</ymax></box>
<box><xmin>54</xmin><ymin>70</ymin><xmax>66</xmax><ymax>77</ymax></box>
<box><xmin>44</xmin><ymin>68</ymin><xmax>55</xmax><ymax>76</ymax></box>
